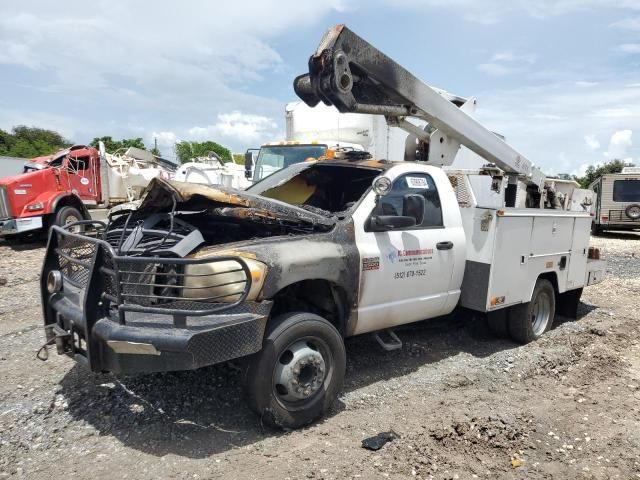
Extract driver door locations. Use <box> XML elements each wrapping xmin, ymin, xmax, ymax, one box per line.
<box><xmin>351</xmin><ymin>168</ymin><xmax>463</xmax><ymax>335</ymax></box>
<box><xmin>64</xmin><ymin>152</ymin><xmax>98</xmax><ymax>203</ymax></box>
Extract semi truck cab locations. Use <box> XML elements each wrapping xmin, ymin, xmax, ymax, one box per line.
<box><xmin>0</xmin><ymin>145</ymin><xmax>99</xmax><ymax>236</ymax></box>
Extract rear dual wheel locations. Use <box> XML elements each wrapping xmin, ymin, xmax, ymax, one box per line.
<box><xmin>486</xmin><ymin>279</ymin><xmax>556</xmax><ymax>344</ymax></box>
<box><xmin>508</xmin><ymin>279</ymin><xmax>556</xmax><ymax>344</ymax></box>
<box><xmin>245</xmin><ymin>312</ymin><xmax>346</xmax><ymax>430</ymax></box>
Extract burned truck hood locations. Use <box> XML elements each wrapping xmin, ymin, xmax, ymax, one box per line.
<box><xmin>135</xmin><ymin>177</ymin><xmax>336</xmax><ymax>229</ymax></box>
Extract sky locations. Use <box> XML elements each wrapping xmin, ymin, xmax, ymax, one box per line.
<box><xmin>1</xmin><ymin>0</ymin><xmax>639</xmax><ymax>176</ymax></box>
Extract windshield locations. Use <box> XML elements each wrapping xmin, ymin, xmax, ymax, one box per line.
<box><xmin>23</xmin><ymin>163</ymin><xmax>44</xmax><ymax>173</ymax></box>
<box><xmin>613</xmin><ymin>179</ymin><xmax>640</xmax><ymax>202</ymax></box>
<box><xmin>253</xmin><ymin>145</ymin><xmax>326</xmax><ymax>182</ymax></box>
<box><xmin>249</xmin><ymin>162</ymin><xmax>379</xmax><ymax>214</ymax></box>
<box><xmin>247</xmin><ymin>162</ymin><xmax>312</xmax><ymax>194</ymax></box>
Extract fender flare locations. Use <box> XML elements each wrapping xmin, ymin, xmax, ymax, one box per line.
<box><xmin>50</xmin><ymin>193</ymin><xmax>90</xmax><ymax>219</ymax></box>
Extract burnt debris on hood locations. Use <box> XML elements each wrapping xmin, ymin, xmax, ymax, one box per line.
<box><xmin>106</xmin><ymin>162</ymin><xmax>381</xmax><ymax>255</ymax></box>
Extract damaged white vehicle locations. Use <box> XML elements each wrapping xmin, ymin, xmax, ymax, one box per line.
<box><xmin>40</xmin><ymin>25</ymin><xmax>605</xmax><ymax>429</ymax></box>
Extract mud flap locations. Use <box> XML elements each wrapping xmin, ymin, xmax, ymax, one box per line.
<box><xmin>556</xmin><ymin>288</ymin><xmax>583</xmax><ymax>319</ymax></box>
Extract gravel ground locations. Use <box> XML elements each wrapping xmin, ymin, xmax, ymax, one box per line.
<box><xmin>0</xmin><ymin>231</ymin><xmax>639</xmax><ymax>479</ymax></box>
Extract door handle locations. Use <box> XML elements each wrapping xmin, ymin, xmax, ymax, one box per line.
<box><xmin>436</xmin><ymin>241</ymin><xmax>454</xmax><ymax>250</ymax></box>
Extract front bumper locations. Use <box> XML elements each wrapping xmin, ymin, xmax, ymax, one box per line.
<box><xmin>47</xmin><ymin>295</ymin><xmax>271</xmax><ymax>374</ymax></box>
<box><xmin>41</xmin><ymin>226</ymin><xmax>272</xmax><ymax>374</ymax></box>
<box><xmin>0</xmin><ymin>216</ymin><xmax>43</xmax><ymax>236</ymax></box>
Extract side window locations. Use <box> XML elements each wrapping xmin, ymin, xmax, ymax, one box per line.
<box><xmin>379</xmin><ymin>173</ymin><xmax>443</xmax><ymax>227</ymax></box>
<box><xmin>67</xmin><ymin>156</ymin><xmax>90</xmax><ymax>172</ymax></box>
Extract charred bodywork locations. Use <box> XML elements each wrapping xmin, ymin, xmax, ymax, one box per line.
<box><xmin>41</xmin><ymin>160</ymin><xmax>384</xmax><ymax>373</ymax></box>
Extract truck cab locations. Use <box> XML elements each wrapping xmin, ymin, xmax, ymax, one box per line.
<box><xmin>0</xmin><ymin>145</ymin><xmax>99</xmax><ymax>236</ymax></box>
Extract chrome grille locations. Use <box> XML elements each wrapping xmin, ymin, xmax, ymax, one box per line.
<box><xmin>0</xmin><ymin>186</ymin><xmax>9</xmax><ymax>220</ymax></box>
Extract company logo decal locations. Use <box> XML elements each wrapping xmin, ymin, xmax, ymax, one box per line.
<box><xmin>362</xmin><ymin>256</ymin><xmax>380</xmax><ymax>271</ymax></box>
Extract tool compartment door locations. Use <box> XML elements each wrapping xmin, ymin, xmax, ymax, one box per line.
<box><xmin>488</xmin><ymin>215</ymin><xmax>532</xmax><ymax>308</ymax></box>
<box><xmin>566</xmin><ymin>216</ymin><xmax>591</xmax><ymax>290</ymax></box>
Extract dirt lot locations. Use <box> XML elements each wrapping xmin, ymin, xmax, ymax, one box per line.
<box><xmin>0</xmin><ymin>232</ymin><xmax>639</xmax><ymax>479</ymax></box>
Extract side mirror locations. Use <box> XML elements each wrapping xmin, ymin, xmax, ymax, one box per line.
<box><xmin>244</xmin><ymin>151</ymin><xmax>254</xmax><ymax>179</ymax></box>
<box><xmin>369</xmin><ymin>215</ymin><xmax>416</xmax><ymax>232</ymax></box>
<box><xmin>402</xmin><ymin>193</ymin><xmax>425</xmax><ymax>225</ymax></box>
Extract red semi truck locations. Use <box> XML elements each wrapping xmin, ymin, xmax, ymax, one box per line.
<box><xmin>0</xmin><ymin>144</ymin><xmax>174</xmax><ymax>238</ymax></box>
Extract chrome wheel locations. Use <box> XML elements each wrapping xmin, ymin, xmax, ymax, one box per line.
<box><xmin>531</xmin><ymin>290</ymin><xmax>552</xmax><ymax>336</ymax></box>
<box><xmin>65</xmin><ymin>215</ymin><xmax>81</xmax><ymax>233</ymax></box>
<box><xmin>273</xmin><ymin>339</ymin><xmax>328</xmax><ymax>404</ymax></box>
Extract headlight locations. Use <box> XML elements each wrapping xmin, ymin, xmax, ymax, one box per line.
<box><xmin>26</xmin><ymin>202</ymin><xmax>44</xmax><ymax>211</ymax></box>
<box><xmin>182</xmin><ymin>257</ymin><xmax>267</xmax><ymax>303</ymax></box>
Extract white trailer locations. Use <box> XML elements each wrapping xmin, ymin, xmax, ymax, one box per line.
<box><xmin>285</xmin><ymin>101</ymin><xmax>409</xmax><ymax>160</ymax></box>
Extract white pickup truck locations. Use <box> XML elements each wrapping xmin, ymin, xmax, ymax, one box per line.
<box><xmin>40</xmin><ymin>25</ymin><xmax>605</xmax><ymax>430</ymax></box>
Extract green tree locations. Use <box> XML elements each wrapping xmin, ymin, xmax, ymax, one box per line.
<box><xmin>89</xmin><ymin>136</ymin><xmax>146</xmax><ymax>153</ymax></box>
<box><xmin>150</xmin><ymin>146</ymin><xmax>162</xmax><ymax>157</ymax></box>
<box><xmin>174</xmin><ymin>141</ymin><xmax>232</xmax><ymax>164</ymax></box>
<box><xmin>578</xmin><ymin>159</ymin><xmax>632</xmax><ymax>188</ymax></box>
<box><xmin>0</xmin><ymin>126</ymin><xmax>71</xmax><ymax>158</ymax></box>
<box><xmin>232</xmin><ymin>153</ymin><xmax>245</xmax><ymax>165</ymax></box>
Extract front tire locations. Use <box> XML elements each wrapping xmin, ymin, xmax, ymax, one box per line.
<box><xmin>508</xmin><ymin>279</ymin><xmax>556</xmax><ymax>344</ymax></box>
<box><xmin>54</xmin><ymin>206</ymin><xmax>84</xmax><ymax>233</ymax></box>
<box><xmin>245</xmin><ymin>312</ymin><xmax>346</xmax><ymax>430</ymax></box>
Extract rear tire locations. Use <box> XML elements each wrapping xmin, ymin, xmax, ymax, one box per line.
<box><xmin>508</xmin><ymin>279</ymin><xmax>556</xmax><ymax>344</ymax></box>
<box><xmin>591</xmin><ymin>222</ymin><xmax>601</xmax><ymax>236</ymax></box>
<box><xmin>245</xmin><ymin>312</ymin><xmax>346</xmax><ymax>430</ymax></box>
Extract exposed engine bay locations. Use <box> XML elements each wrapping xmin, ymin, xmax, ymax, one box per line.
<box><xmin>102</xmin><ymin>162</ymin><xmax>381</xmax><ymax>258</ymax></box>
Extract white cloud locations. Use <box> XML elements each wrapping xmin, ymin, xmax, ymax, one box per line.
<box><xmin>477</xmin><ymin>51</ymin><xmax>536</xmax><ymax>76</ymax></box>
<box><xmin>474</xmin><ymin>78</ymin><xmax>640</xmax><ymax>175</ymax></box>
<box><xmin>188</xmin><ymin>111</ymin><xmax>278</xmax><ymax>143</ymax></box>
<box><xmin>150</xmin><ymin>131</ymin><xmax>178</xmax><ymax>150</ymax></box>
<box><xmin>572</xmin><ymin>162</ymin><xmax>592</xmax><ymax>177</ymax></box>
<box><xmin>0</xmin><ymin>0</ymin><xmax>343</xmax><ymax>150</ymax></box>
<box><xmin>610</xmin><ymin>17</ymin><xmax>640</xmax><ymax>30</ymax></box>
<box><xmin>575</xmin><ymin>81</ymin><xmax>599</xmax><ymax>87</ymax></box>
<box><xmin>606</xmin><ymin>129</ymin><xmax>633</xmax><ymax>159</ymax></box>
<box><xmin>584</xmin><ymin>134</ymin><xmax>600</xmax><ymax>151</ymax></box>
<box><xmin>386</xmin><ymin>0</ymin><xmax>640</xmax><ymax>24</ymax></box>
<box><xmin>145</xmin><ymin>112</ymin><xmax>280</xmax><ymax>158</ymax></box>
<box><xmin>477</xmin><ymin>63</ymin><xmax>513</xmax><ymax>76</ymax></box>
<box><xmin>532</xmin><ymin>113</ymin><xmax>566</xmax><ymax>120</ymax></box>
<box><xmin>491</xmin><ymin>52</ymin><xmax>536</xmax><ymax>64</ymax></box>
<box><xmin>614</xmin><ymin>43</ymin><xmax>640</xmax><ymax>54</ymax></box>
<box><xmin>591</xmin><ymin>107</ymin><xmax>634</xmax><ymax>118</ymax></box>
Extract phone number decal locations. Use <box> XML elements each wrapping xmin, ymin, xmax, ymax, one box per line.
<box><xmin>394</xmin><ymin>269</ymin><xmax>427</xmax><ymax>279</ymax></box>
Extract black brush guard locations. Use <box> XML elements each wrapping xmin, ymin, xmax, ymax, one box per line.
<box><xmin>41</xmin><ymin>226</ymin><xmax>272</xmax><ymax>374</ymax></box>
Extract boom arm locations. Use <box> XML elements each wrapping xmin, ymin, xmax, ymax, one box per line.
<box><xmin>294</xmin><ymin>24</ymin><xmax>546</xmax><ymax>189</ymax></box>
